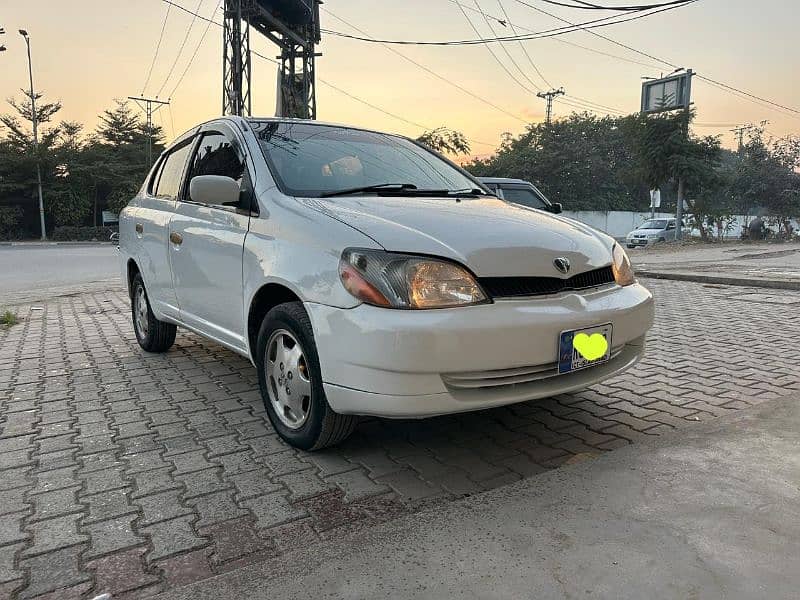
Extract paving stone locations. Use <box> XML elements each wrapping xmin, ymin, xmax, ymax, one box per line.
<box><xmin>83</xmin><ymin>488</ymin><xmax>137</xmax><ymax>524</ymax></box>
<box><xmin>29</xmin><ymin>486</ymin><xmax>81</xmax><ymax>521</ymax></box>
<box><xmin>275</xmin><ymin>470</ymin><xmax>338</xmax><ymax>502</ymax></box>
<box><xmin>130</xmin><ymin>467</ymin><xmax>182</xmax><ymax>499</ymax></box>
<box><xmin>0</xmin><ymin>542</ymin><xmax>24</xmax><ymax>583</ymax></box>
<box><xmin>124</xmin><ymin>449</ymin><xmax>169</xmax><ymax>474</ymax></box>
<box><xmin>83</xmin><ymin>514</ymin><xmax>146</xmax><ymax>559</ymax></box>
<box><xmin>324</xmin><ymin>469</ymin><xmax>391</xmax><ymax>503</ymax></box>
<box><xmin>170</xmin><ymin>450</ymin><xmax>218</xmax><ymax>475</ymax></box>
<box><xmin>0</xmin><ymin>466</ymin><xmax>33</xmax><ymax>491</ymax></box>
<box><xmin>136</xmin><ymin>489</ymin><xmax>192</xmax><ymax>526</ymax></box>
<box><xmin>375</xmin><ymin>469</ymin><xmax>441</xmax><ymax>501</ymax></box>
<box><xmin>176</xmin><ymin>467</ymin><xmax>230</xmax><ymax>499</ymax></box>
<box><xmin>78</xmin><ymin>450</ymin><xmax>123</xmax><ymax>474</ymax></box>
<box><xmin>155</xmin><ymin>547</ymin><xmax>213</xmax><ymax>588</ymax></box>
<box><xmin>142</xmin><ymin>515</ymin><xmax>210</xmax><ymax>562</ymax></box>
<box><xmin>244</xmin><ymin>434</ymin><xmax>290</xmax><ymax>456</ymax></box>
<box><xmin>0</xmin><ymin>487</ymin><xmax>30</xmax><ymax>516</ymax></box>
<box><xmin>85</xmin><ymin>546</ymin><xmax>159</xmax><ymax>596</ymax></box>
<box><xmin>228</xmin><ymin>469</ymin><xmax>283</xmax><ymax>501</ymax></box>
<box><xmin>259</xmin><ymin>450</ymin><xmax>313</xmax><ymax>477</ymax></box>
<box><xmin>200</xmin><ymin>516</ymin><xmax>267</xmax><ymax>564</ymax></box>
<box><xmin>18</xmin><ymin>545</ymin><xmax>91</xmax><ymax>599</ymax></box>
<box><xmin>80</xmin><ymin>467</ymin><xmax>127</xmax><ymax>495</ymax></box>
<box><xmin>243</xmin><ymin>492</ymin><xmax>308</xmax><ymax>530</ymax></box>
<box><xmin>186</xmin><ymin>491</ymin><xmax>249</xmax><ymax>528</ymax></box>
<box><xmin>215</xmin><ymin>450</ymin><xmax>263</xmax><ymax>475</ymax></box>
<box><xmin>22</xmin><ymin>513</ymin><xmax>88</xmax><ymax>556</ymax></box>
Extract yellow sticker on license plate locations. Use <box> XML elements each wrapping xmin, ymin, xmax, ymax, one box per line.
<box><xmin>558</xmin><ymin>324</ymin><xmax>613</xmax><ymax>374</ymax></box>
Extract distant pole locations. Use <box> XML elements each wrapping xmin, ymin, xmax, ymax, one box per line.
<box><xmin>128</xmin><ymin>96</ymin><xmax>170</xmax><ymax>167</ymax></box>
<box><xmin>674</xmin><ymin>69</ymin><xmax>693</xmax><ymax>241</ymax></box>
<box><xmin>20</xmin><ymin>30</ymin><xmax>46</xmax><ymax>241</ymax></box>
<box><xmin>537</xmin><ymin>88</ymin><xmax>565</xmax><ymax>125</ymax></box>
<box><xmin>731</xmin><ymin>125</ymin><xmax>747</xmax><ymax>152</ymax></box>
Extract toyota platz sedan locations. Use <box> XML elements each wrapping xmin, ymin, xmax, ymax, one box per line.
<box><xmin>119</xmin><ymin>117</ymin><xmax>654</xmax><ymax>451</ymax></box>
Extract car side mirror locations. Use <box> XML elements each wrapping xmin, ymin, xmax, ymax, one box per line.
<box><xmin>190</xmin><ymin>175</ymin><xmax>241</xmax><ymax>207</ymax></box>
<box><xmin>550</xmin><ymin>202</ymin><xmax>562</xmax><ymax>214</ymax></box>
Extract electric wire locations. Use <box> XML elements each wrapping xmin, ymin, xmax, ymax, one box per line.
<box><xmin>156</xmin><ymin>0</ymin><xmax>205</xmax><ymax>98</ymax></box>
<box><xmin>142</xmin><ymin>2</ymin><xmax>172</xmax><ymax>95</ymax></box>
<box><xmin>320</xmin><ymin>2</ymin><xmax>698</xmax><ymax>45</ymax></box>
<box><xmin>167</xmin><ymin>0</ymin><xmax>222</xmax><ymax>100</ymax></box>
<box><xmin>496</xmin><ymin>0</ymin><xmax>553</xmax><ymax>88</ymax></box>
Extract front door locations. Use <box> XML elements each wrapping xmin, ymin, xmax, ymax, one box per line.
<box><xmin>168</xmin><ymin>127</ymin><xmax>254</xmax><ymax>353</ymax></box>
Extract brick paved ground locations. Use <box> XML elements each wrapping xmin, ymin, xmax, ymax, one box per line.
<box><xmin>1</xmin><ymin>280</ymin><xmax>799</xmax><ymax>599</ymax></box>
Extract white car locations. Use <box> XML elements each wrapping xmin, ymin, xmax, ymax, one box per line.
<box><xmin>119</xmin><ymin>117</ymin><xmax>654</xmax><ymax>450</ymax></box>
<box><xmin>626</xmin><ymin>218</ymin><xmax>685</xmax><ymax>248</ymax></box>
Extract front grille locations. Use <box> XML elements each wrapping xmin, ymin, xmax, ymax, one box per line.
<box><xmin>479</xmin><ymin>265</ymin><xmax>615</xmax><ymax>298</ymax></box>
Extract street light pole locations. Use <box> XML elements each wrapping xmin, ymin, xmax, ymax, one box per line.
<box><xmin>20</xmin><ymin>30</ymin><xmax>47</xmax><ymax>241</ymax></box>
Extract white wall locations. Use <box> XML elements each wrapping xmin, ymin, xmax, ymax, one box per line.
<box><xmin>562</xmin><ymin>211</ymin><xmax>799</xmax><ymax>240</ymax></box>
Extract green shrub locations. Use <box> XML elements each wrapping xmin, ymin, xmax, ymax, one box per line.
<box><xmin>51</xmin><ymin>226</ymin><xmax>117</xmax><ymax>242</ymax></box>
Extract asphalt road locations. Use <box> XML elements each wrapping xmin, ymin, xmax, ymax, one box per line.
<box><xmin>0</xmin><ymin>244</ymin><xmax>120</xmax><ymax>305</ymax></box>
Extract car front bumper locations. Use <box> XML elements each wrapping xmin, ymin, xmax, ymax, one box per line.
<box><xmin>306</xmin><ymin>282</ymin><xmax>654</xmax><ymax>418</ymax></box>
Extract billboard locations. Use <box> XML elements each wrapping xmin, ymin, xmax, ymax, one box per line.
<box><xmin>641</xmin><ymin>71</ymin><xmax>693</xmax><ymax>113</ymax></box>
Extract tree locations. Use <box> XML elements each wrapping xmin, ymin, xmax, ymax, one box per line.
<box><xmin>466</xmin><ymin>113</ymin><xmax>645</xmax><ymax>210</ymax></box>
<box><xmin>416</xmin><ymin>127</ymin><xmax>471</xmax><ymax>156</ymax></box>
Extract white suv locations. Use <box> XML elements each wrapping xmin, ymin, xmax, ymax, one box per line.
<box><xmin>119</xmin><ymin>117</ymin><xmax>654</xmax><ymax>450</ymax></box>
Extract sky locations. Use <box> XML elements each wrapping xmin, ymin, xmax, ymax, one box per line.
<box><xmin>0</xmin><ymin>0</ymin><xmax>798</xmax><ymax>157</ymax></box>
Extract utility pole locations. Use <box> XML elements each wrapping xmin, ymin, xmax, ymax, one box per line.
<box><xmin>731</xmin><ymin>125</ymin><xmax>748</xmax><ymax>152</ymax></box>
<box><xmin>537</xmin><ymin>88</ymin><xmax>565</xmax><ymax>125</ymax></box>
<box><xmin>19</xmin><ymin>30</ymin><xmax>47</xmax><ymax>241</ymax></box>
<box><xmin>128</xmin><ymin>96</ymin><xmax>170</xmax><ymax>167</ymax></box>
<box><xmin>674</xmin><ymin>69</ymin><xmax>694</xmax><ymax>241</ymax></box>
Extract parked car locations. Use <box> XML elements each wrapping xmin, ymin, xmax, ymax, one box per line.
<box><xmin>625</xmin><ymin>218</ymin><xmax>686</xmax><ymax>248</ymax></box>
<box><xmin>119</xmin><ymin>117</ymin><xmax>654</xmax><ymax>450</ymax></box>
<box><xmin>478</xmin><ymin>177</ymin><xmax>562</xmax><ymax>214</ymax></box>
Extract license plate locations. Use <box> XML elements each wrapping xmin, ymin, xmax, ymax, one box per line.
<box><xmin>558</xmin><ymin>324</ymin><xmax>613</xmax><ymax>374</ymax></box>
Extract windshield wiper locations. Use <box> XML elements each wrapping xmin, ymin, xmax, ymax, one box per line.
<box><xmin>447</xmin><ymin>188</ymin><xmax>487</xmax><ymax>197</ymax></box>
<box><xmin>320</xmin><ymin>183</ymin><xmax>419</xmax><ymax>198</ymax></box>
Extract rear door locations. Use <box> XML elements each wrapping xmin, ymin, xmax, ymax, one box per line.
<box><xmin>168</xmin><ymin>123</ymin><xmax>254</xmax><ymax>353</ymax></box>
<box><xmin>136</xmin><ymin>139</ymin><xmax>194</xmax><ymax>320</ymax></box>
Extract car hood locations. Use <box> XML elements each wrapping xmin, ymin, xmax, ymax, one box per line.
<box><xmin>299</xmin><ymin>195</ymin><xmax>614</xmax><ymax>277</ymax></box>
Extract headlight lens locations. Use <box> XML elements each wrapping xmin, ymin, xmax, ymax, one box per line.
<box><xmin>612</xmin><ymin>244</ymin><xmax>636</xmax><ymax>286</ymax></box>
<box><xmin>339</xmin><ymin>249</ymin><xmax>488</xmax><ymax>309</ymax></box>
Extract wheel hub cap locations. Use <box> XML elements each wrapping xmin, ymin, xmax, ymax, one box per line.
<box><xmin>265</xmin><ymin>330</ymin><xmax>312</xmax><ymax>429</ymax></box>
<box><xmin>134</xmin><ymin>286</ymin><xmax>149</xmax><ymax>338</ymax></box>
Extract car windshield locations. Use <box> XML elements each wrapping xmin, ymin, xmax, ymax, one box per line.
<box><xmin>500</xmin><ymin>186</ymin><xmax>549</xmax><ymax>210</ymax></box>
<box><xmin>251</xmin><ymin>121</ymin><xmax>480</xmax><ymax>197</ymax></box>
<box><xmin>638</xmin><ymin>220</ymin><xmax>668</xmax><ymax>229</ymax></box>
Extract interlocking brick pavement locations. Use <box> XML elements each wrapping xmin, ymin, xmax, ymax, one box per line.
<box><xmin>1</xmin><ymin>280</ymin><xmax>799</xmax><ymax>598</ymax></box>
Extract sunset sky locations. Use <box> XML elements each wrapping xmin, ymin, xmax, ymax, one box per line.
<box><xmin>1</xmin><ymin>0</ymin><xmax>797</xmax><ymax>156</ymax></box>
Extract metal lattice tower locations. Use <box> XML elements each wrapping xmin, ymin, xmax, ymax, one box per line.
<box><xmin>222</xmin><ymin>0</ymin><xmax>320</xmax><ymax>119</ymax></box>
<box><xmin>223</xmin><ymin>0</ymin><xmax>252</xmax><ymax>117</ymax></box>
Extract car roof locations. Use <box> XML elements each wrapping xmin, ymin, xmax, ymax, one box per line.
<box><xmin>477</xmin><ymin>177</ymin><xmax>532</xmax><ymax>185</ymax></box>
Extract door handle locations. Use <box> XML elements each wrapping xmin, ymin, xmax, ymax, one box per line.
<box><xmin>135</xmin><ymin>223</ymin><xmax>143</xmax><ymax>234</ymax></box>
<box><xmin>169</xmin><ymin>231</ymin><xmax>183</xmax><ymax>245</ymax></box>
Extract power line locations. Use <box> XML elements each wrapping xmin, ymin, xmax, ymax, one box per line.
<box><xmin>322</xmin><ymin>8</ymin><xmax>529</xmax><ymax>123</ymax></box>
<box><xmin>496</xmin><ymin>0</ymin><xmax>553</xmax><ymax>88</ymax></box>
<box><xmin>155</xmin><ymin>0</ymin><xmax>500</xmax><ymax>147</ymax></box>
<box><xmin>142</xmin><ymin>2</ymin><xmax>172</xmax><ymax>95</ymax></box>
<box><xmin>156</xmin><ymin>0</ymin><xmax>205</xmax><ymax>98</ymax></box>
<box><xmin>167</xmin><ymin>0</ymin><xmax>221</xmax><ymax>100</ymax></box>
<box><xmin>512</xmin><ymin>0</ymin><xmax>800</xmax><ymax>119</ymax></box>
<box><xmin>456</xmin><ymin>1</ymin><xmax>540</xmax><ymax>95</ymax></box>
<box><xmin>472</xmin><ymin>0</ymin><xmax>544</xmax><ymax>92</ymax></box>
<box><xmin>537</xmin><ymin>0</ymin><xmax>696</xmax><ymax>10</ymax></box>
<box><xmin>320</xmin><ymin>2</ymin><xmax>698</xmax><ymax>45</ymax></box>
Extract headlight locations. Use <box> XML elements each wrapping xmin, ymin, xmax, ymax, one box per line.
<box><xmin>339</xmin><ymin>249</ymin><xmax>488</xmax><ymax>309</ymax></box>
<box><xmin>612</xmin><ymin>244</ymin><xmax>636</xmax><ymax>286</ymax></box>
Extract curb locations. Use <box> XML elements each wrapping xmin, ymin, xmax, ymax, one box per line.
<box><xmin>638</xmin><ymin>270</ymin><xmax>800</xmax><ymax>291</ymax></box>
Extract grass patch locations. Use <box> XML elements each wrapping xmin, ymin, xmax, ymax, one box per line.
<box><xmin>1</xmin><ymin>309</ymin><xmax>18</xmax><ymax>327</ymax></box>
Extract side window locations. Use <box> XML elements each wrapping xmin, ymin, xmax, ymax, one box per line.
<box><xmin>187</xmin><ymin>132</ymin><xmax>252</xmax><ymax>209</ymax></box>
<box><xmin>154</xmin><ymin>143</ymin><xmax>192</xmax><ymax>200</ymax></box>
<box><xmin>147</xmin><ymin>157</ymin><xmax>166</xmax><ymax>196</ymax></box>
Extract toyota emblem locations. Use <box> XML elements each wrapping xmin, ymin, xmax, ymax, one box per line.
<box><xmin>553</xmin><ymin>257</ymin><xmax>571</xmax><ymax>275</ymax></box>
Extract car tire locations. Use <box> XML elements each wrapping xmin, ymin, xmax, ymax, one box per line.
<box><xmin>131</xmin><ymin>273</ymin><xmax>177</xmax><ymax>353</ymax></box>
<box><xmin>256</xmin><ymin>301</ymin><xmax>358</xmax><ymax>451</ymax></box>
